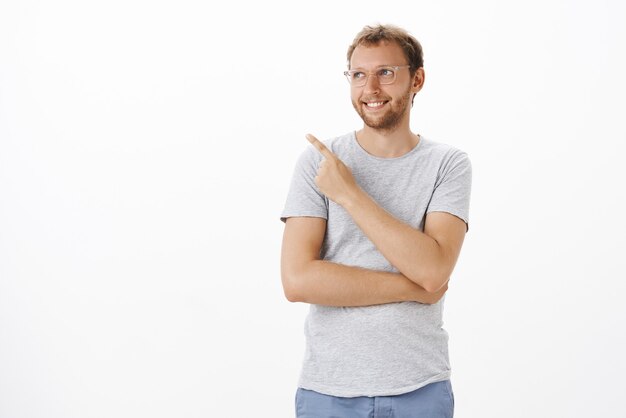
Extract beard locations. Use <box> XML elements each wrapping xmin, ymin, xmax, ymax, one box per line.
<box><xmin>352</xmin><ymin>86</ymin><xmax>412</xmax><ymax>132</ymax></box>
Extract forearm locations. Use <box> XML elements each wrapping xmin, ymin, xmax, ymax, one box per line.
<box><xmin>343</xmin><ymin>189</ymin><xmax>445</xmax><ymax>291</ymax></box>
<box><xmin>287</xmin><ymin>259</ymin><xmax>443</xmax><ymax>307</ymax></box>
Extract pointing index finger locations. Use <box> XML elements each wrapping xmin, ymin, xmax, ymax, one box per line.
<box><xmin>306</xmin><ymin>134</ymin><xmax>335</xmax><ymax>160</ymax></box>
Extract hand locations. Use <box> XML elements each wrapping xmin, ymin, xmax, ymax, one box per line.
<box><xmin>306</xmin><ymin>133</ymin><xmax>360</xmax><ymax>207</ymax></box>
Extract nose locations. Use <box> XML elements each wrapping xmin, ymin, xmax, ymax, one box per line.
<box><xmin>363</xmin><ymin>73</ymin><xmax>381</xmax><ymax>94</ymax></box>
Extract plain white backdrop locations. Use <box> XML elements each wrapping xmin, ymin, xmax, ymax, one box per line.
<box><xmin>1</xmin><ymin>0</ymin><xmax>625</xmax><ymax>417</ymax></box>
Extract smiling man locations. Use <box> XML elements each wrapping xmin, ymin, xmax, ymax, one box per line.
<box><xmin>280</xmin><ymin>24</ymin><xmax>472</xmax><ymax>418</ymax></box>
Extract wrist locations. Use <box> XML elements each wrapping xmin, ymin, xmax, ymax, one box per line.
<box><xmin>340</xmin><ymin>186</ymin><xmax>367</xmax><ymax>211</ymax></box>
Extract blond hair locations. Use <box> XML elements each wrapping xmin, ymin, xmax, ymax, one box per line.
<box><xmin>347</xmin><ymin>24</ymin><xmax>424</xmax><ymax>74</ymax></box>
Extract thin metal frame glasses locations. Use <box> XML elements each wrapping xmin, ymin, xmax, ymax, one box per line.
<box><xmin>343</xmin><ymin>65</ymin><xmax>411</xmax><ymax>87</ymax></box>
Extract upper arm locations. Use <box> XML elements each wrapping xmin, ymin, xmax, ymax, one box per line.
<box><xmin>280</xmin><ymin>216</ymin><xmax>327</xmax><ymax>300</ymax></box>
<box><xmin>423</xmin><ymin>211</ymin><xmax>468</xmax><ymax>287</ymax></box>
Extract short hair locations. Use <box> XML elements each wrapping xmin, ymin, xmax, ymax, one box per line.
<box><xmin>346</xmin><ymin>24</ymin><xmax>424</xmax><ymax>75</ymax></box>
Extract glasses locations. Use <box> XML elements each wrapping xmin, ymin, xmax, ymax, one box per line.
<box><xmin>343</xmin><ymin>65</ymin><xmax>411</xmax><ymax>87</ymax></box>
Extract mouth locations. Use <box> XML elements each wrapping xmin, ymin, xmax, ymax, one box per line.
<box><xmin>362</xmin><ymin>100</ymin><xmax>389</xmax><ymax>110</ymax></box>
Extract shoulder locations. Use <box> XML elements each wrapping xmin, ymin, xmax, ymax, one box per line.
<box><xmin>419</xmin><ymin>136</ymin><xmax>471</xmax><ymax>169</ymax></box>
<box><xmin>420</xmin><ymin>136</ymin><xmax>469</xmax><ymax>159</ymax></box>
<box><xmin>324</xmin><ymin>131</ymin><xmax>355</xmax><ymax>155</ymax></box>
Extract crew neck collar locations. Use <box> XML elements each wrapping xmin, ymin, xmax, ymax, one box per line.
<box><xmin>351</xmin><ymin>130</ymin><xmax>424</xmax><ymax>161</ymax></box>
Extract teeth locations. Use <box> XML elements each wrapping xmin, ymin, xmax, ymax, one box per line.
<box><xmin>366</xmin><ymin>102</ymin><xmax>385</xmax><ymax>107</ymax></box>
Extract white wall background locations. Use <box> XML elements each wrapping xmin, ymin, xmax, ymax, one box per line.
<box><xmin>1</xmin><ymin>0</ymin><xmax>625</xmax><ymax>417</ymax></box>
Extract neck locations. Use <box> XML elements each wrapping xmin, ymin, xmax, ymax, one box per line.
<box><xmin>356</xmin><ymin>123</ymin><xmax>420</xmax><ymax>158</ymax></box>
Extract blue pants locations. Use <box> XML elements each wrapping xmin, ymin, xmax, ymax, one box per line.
<box><xmin>295</xmin><ymin>380</ymin><xmax>454</xmax><ymax>418</ymax></box>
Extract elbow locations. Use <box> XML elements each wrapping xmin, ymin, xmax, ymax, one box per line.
<box><xmin>420</xmin><ymin>274</ymin><xmax>450</xmax><ymax>305</ymax></box>
<box><xmin>421</xmin><ymin>257</ymin><xmax>455</xmax><ymax>294</ymax></box>
<box><xmin>281</xmin><ymin>275</ymin><xmax>300</xmax><ymax>303</ymax></box>
<box><xmin>422</xmin><ymin>278</ymin><xmax>448</xmax><ymax>294</ymax></box>
<box><xmin>410</xmin><ymin>267</ymin><xmax>451</xmax><ymax>294</ymax></box>
<box><xmin>281</xmin><ymin>268</ymin><xmax>306</xmax><ymax>303</ymax></box>
<box><xmin>414</xmin><ymin>243</ymin><xmax>458</xmax><ymax>294</ymax></box>
<box><xmin>283</xmin><ymin>284</ymin><xmax>303</xmax><ymax>303</ymax></box>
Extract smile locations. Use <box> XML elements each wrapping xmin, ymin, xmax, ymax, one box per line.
<box><xmin>364</xmin><ymin>101</ymin><xmax>388</xmax><ymax>109</ymax></box>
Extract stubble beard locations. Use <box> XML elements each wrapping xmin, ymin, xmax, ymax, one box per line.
<box><xmin>352</xmin><ymin>87</ymin><xmax>412</xmax><ymax>132</ymax></box>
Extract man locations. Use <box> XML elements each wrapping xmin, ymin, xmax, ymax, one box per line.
<box><xmin>280</xmin><ymin>24</ymin><xmax>471</xmax><ymax>418</ymax></box>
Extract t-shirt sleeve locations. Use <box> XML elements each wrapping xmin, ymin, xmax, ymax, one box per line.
<box><xmin>280</xmin><ymin>146</ymin><xmax>328</xmax><ymax>223</ymax></box>
<box><xmin>426</xmin><ymin>150</ymin><xmax>472</xmax><ymax>231</ymax></box>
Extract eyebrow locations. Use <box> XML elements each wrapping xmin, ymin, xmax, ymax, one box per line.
<box><xmin>349</xmin><ymin>65</ymin><xmax>406</xmax><ymax>71</ymax></box>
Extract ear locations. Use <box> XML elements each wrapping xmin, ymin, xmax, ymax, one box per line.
<box><xmin>411</xmin><ymin>67</ymin><xmax>425</xmax><ymax>93</ymax></box>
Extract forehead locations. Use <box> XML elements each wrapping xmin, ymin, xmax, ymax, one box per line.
<box><xmin>350</xmin><ymin>41</ymin><xmax>406</xmax><ymax>69</ymax></box>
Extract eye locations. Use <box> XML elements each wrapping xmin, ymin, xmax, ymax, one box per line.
<box><xmin>378</xmin><ymin>68</ymin><xmax>395</xmax><ymax>79</ymax></box>
<box><xmin>351</xmin><ymin>71</ymin><xmax>366</xmax><ymax>80</ymax></box>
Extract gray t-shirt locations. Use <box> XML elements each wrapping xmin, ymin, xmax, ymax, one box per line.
<box><xmin>280</xmin><ymin>131</ymin><xmax>472</xmax><ymax>397</ymax></box>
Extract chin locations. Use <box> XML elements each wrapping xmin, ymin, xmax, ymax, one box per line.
<box><xmin>362</xmin><ymin>113</ymin><xmax>401</xmax><ymax>131</ymax></box>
